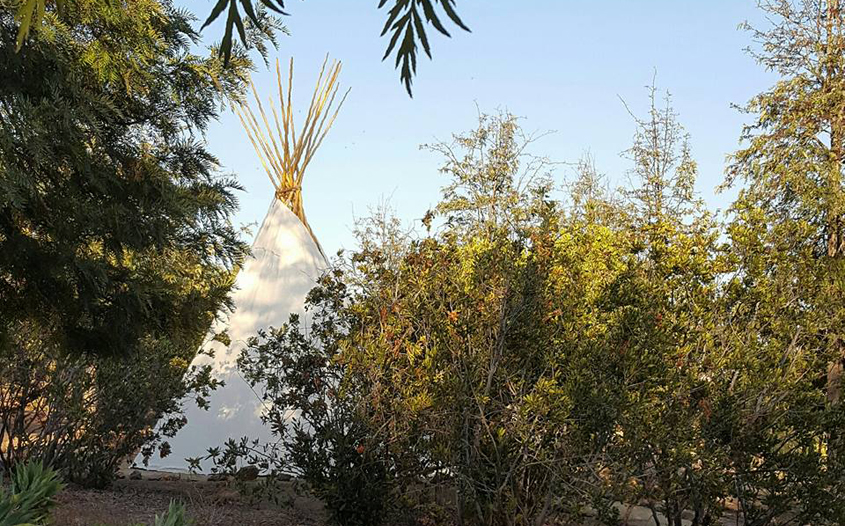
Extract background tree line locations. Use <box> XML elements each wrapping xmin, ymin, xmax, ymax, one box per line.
<box><xmin>213</xmin><ymin>2</ymin><xmax>845</xmax><ymax>524</ymax></box>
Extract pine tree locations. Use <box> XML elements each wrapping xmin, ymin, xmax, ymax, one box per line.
<box><xmin>719</xmin><ymin>1</ymin><xmax>845</xmax><ymax>522</ymax></box>
<box><xmin>727</xmin><ymin>0</ymin><xmax>845</xmax><ymax>400</ymax></box>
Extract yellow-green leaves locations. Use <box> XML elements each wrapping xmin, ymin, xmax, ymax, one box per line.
<box><xmin>11</xmin><ymin>0</ymin><xmax>63</xmax><ymax>49</ymax></box>
<box><xmin>14</xmin><ymin>0</ymin><xmax>42</xmax><ymax>50</ymax></box>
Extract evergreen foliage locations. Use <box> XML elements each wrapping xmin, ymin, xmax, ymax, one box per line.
<box><xmin>229</xmin><ymin>88</ymin><xmax>845</xmax><ymax>524</ymax></box>
<box><xmin>3</xmin><ymin>0</ymin><xmax>845</xmax><ymax>524</ymax></box>
<box><xmin>716</xmin><ymin>1</ymin><xmax>845</xmax><ymax>523</ymax></box>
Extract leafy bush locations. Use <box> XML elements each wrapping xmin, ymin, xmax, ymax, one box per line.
<box><xmin>0</xmin><ymin>461</ymin><xmax>63</xmax><ymax>526</ymax></box>
<box><xmin>200</xmin><ymin>289</ymin><xmax>396</xmax><ymax>526</ymax></box>
<box><xmin>0</xmin><ymin>330</ymin><xmax>222</xmax><ymax>488</ymax></box>
<box><xmin>229</xmin><ymin>104</ymin><xmax>845</xmax><ymax>526</ymax></box>
<box><xmin>593</xmin><ymin>88</ymin><xmax>731</xmax><ymax>526</ymax></box>
<box><xmin>245</xmin><ymin>310</ymin><xmax>394</xmax><ymax>526</ymax></box>
<box><xmin>223</xmin><ymin>113</ymin><xmax>631</xmax><ymax>526</ymax></box>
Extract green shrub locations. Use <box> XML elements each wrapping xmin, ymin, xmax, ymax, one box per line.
<box><xmin>200</xmin><ymin>302</ymin><xmax>396</xmax><ymax>526</ymax></box>
<box><xmin>323</xmin><ymin>114</ymin><xmax>615</xmax><ymax>526</ymax></box>
<box><xmin>0</xmin><ymin>461</ymin><xmax>64</xmax><ymax>526</ymax></box>
<box><xmin>0</xmin><ymin>331</ymin><xmax>223</xmax><ymax>488</ymax></box>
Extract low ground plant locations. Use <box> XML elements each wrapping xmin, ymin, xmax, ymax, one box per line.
<box><xmin>0</xmin><ymin>461</ymin><xmax>63</xmax><ymax>526</ymax></box>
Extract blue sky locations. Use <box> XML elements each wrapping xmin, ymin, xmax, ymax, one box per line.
<box><xmin>190</xmin><ymin>1</ymin><xmax>779</xmax><ymax>255</ymax></box>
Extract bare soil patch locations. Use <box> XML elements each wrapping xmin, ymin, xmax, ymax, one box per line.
<box><xmin>50</xmin><ymin>470</ymin><xmax>742</xmax><ymax>526</ymax></box>
<box><xmin>53</xmin><ymin>476</ymin><xmax>325</xmax><ymax>526</ymax></box>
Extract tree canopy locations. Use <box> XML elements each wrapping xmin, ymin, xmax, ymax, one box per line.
<box><xmin>0</xmin><ymin>0</ymin><xmax>255</xmax><ymax>357</ymax></box>
<box><xmin>7</xmin><ymin>0</ymin><xmax>469</xmax><ymax>96</ymax></box>
<box><xmin>3</xmin><ymin>1</ymin><xmax>845</xmax><ymax>524</ymax></box>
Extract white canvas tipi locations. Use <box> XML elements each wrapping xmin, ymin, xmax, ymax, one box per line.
<box><xmin>138</xmin><ymin>57</ymin><xmax>347</xmax><ymax>472</ymax></box>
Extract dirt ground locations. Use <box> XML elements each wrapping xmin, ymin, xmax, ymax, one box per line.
<box><xmin>52</xmin><ymin>473</ymin><xmax>326</xmax><ymax>526</ymax></box>
<box><xmin>51</xmin><ymin>470</ymin><xmax>742</xmax><ymax>526</ymax></box>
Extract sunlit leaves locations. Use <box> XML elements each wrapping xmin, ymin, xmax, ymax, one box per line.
<box><xmin>717</xmin><ymin>3</ymin><xmax>845</xmax><ymax>523</ymax></box>
<box><xmin>11</xmin><ymin>0</ymin><xmax>63</xmax><ymax>49</ymax></box>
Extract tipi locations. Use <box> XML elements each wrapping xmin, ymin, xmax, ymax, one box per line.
<box><xmin>139</xmin><ymin>57</ymin><xmax>347</xmax><ymax>472</ymax></box>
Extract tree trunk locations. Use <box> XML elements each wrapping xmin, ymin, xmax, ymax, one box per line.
<box><xmin>826</xmin><ymin>0</ymin><xmax>845</xmax><ymax>405</ymax></box>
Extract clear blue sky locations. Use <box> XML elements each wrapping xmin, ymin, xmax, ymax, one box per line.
<box><xmin>187</xmin><ymin>1</ymin><xmax>778</xmax><ymax>255</ymax></box>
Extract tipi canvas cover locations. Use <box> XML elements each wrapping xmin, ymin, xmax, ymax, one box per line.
<box><xmin>137</xmin><ymin>57</ymin><xmax>346</xmax><ymax>472</ymax></box>
<box><xmin>143</xmin><ymin>200</ymin><xmax>325</xmax><ymax>472</ymax></box>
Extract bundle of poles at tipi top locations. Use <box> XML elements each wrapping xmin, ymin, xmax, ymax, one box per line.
<box><xmin>233</xmin><ymin>55</ymin><xmax>349</xmax><ymax>258</ymax></box>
